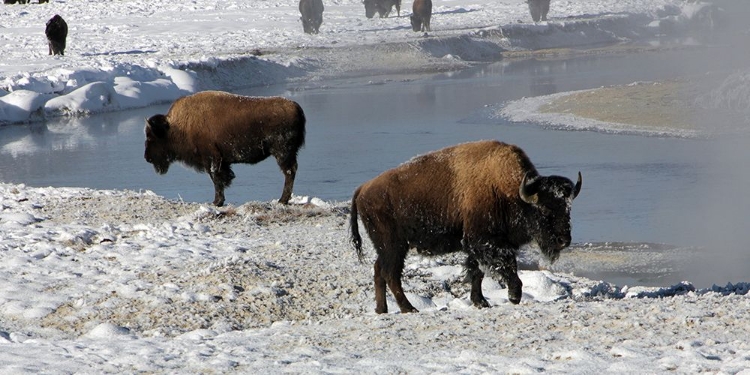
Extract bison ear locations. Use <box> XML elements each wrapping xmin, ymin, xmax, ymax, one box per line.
<box><xmin>572</xmin><ymin>171</ymin><xmax>582</xmax><ymax>200</ymax></box>
<box><xmin>519</xmin><ymin>172</ymin><xmax>539</xmax><ymax>205</ymax></box>
<box><xmin>146</xmin><ymin>115</ymin><xmax>170</xmax><ymax>138</ymax></box>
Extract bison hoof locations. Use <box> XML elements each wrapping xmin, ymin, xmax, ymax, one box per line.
<box><xmin>400</xmin><ymin>307</ymin><xmax>419</xmax><ymax>314</ymax></box>
<box><xmin>508</xmin><ymin>294</ymin><xmax>522</xmax><ymax>305</ymax></box>
<box><xmin>473</xmin><ymin>298</ymin><xmax>491</xmax><ymax>309</ymax></box>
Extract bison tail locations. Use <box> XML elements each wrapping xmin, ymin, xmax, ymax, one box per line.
<box><xmin>350</xmin><ymin>186</ymin><xmax>365</xmax><ymax>263</ymax></box>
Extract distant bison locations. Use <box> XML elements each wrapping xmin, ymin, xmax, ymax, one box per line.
<box><xmin>144</xmin><ymin>91</ymin><xmax>306</xmax><ymax>207</ymax></box>
<box><xmin>350</xmin><ymin>140</ymin><xmax>582</xmax><ymax>313</ymax></box>
<box><xmin>528</xmin><ymin>0</ymin><xmax>550</xmax><ymax>22</ymax></box>
<box><xmin>364</xmin><ymin>0</ymin><xmax>401</xmax><ymax>19</ymax></box>
<box><xmin>410</xmin><ymin>0</ymin><xmax>432</xmax><ymax>32</ymax></box>
<box><xmin>299</xmin><ymin>0</ymin><xmax>324</xmax><ymax>34</ymax></box>
<box><xmin>45</xmin><ymin>14</ymin><xmax>67</xmax><ymax>55</ymax></box>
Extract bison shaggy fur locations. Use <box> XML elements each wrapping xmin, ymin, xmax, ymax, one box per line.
<box><xmin>299</xmin><ymin>0</ymin><xmax>324</xmax><ymax>34</ymax></box>
<box><xmin>410</xmin><ymin>0</ymin><xmax>432</xmax><ymax>32</ymax></box>
<box><xmin>144</xmin><ymin>91</ymin><xmax>306</xmax><ymax>207</ymax></box>
<box><xmin>45</xmin><ymin>14</ymin><xmax>67</xmax><ymax>56</ymax></box>
<box><xmin>350</xmin><ymin>140</ymin><xmax>582</xmax><ymax>314</ymax></box>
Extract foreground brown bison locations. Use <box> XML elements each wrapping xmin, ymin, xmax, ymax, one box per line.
<box><xmin>364</xmin><ymin>0</ymin><xmax>401</xmax><ymax>18</ymax></box>
<box><xmin>299</xmin><ymin>0</ymin><xmax>324</xmax><ymax>34</ymax></box>
<box><xmin>528</xmin><ymin>0</ymin><xmax>550</xmax><ymax>22</ymax></box>
<box><xmin>410</xmin><ymin>0</ymin><xmax>432</xmax><ymax>32</ymax></box>
<box><xmin>45</xmin><ymin>14</ymin><xmax>67</xmax><ymax>56</ymax></box>
<box><xmin>144</xmin><ymin>91</ymin><xmax>306</xmax><ymax>206</ymax></box>
<box><xmin>350</xmin><ymin>140</ymin><xmax>582</xmax><ymax>313</ymax></box>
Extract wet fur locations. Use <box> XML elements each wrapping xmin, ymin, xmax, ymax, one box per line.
<box><xmin>350</xmin><ymin>140</ymin><xmax>581</xmax><ymax>314</ymax></box>
<box><xmin>299</xmin><ymin>0</ymin><xmax>324</xmax><ymax>34</ymax></box>
<box><xmin>145</xmin><ymin>91</ymin><xmax>306</xmax><ymax>207</ymax></box>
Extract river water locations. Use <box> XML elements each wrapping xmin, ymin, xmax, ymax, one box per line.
<box><xmin>1</xmin><ymin>46</ymin><xmax>749</xmax><ymax>287</ymax></box>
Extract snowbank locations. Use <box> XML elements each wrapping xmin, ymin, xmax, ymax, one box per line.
<box><xmin>0</xmin><ymin>0</ymin><xmax>714</xmax><ymax>124</ymax></box>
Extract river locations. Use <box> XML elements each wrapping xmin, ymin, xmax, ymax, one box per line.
<box><xmin>1</xmin><ymin>46</ymin><xmax>749</xmax><ymax>288</ymax></box>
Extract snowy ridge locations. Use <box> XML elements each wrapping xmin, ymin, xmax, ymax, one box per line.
<box><xmin>0</xmin><ymin>0</ymin><xmax>707</xmax><ymax>124</ymax></box>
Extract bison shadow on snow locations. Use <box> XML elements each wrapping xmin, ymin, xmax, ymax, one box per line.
<box><xmin>350</xmin><ymin>140</ymin><xmax>581</xmax><ymax>314</ymax></box>
<box><xmin>145</xmin><ymin>91</ymin><xmax>306</xmax><ymax>207</ymax></box>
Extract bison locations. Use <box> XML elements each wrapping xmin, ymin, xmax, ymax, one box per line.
<box><xmin>350</xmin><ymin>140</ymin><xmax>582</xmax><ymax>314</ymax></box>
<box><xmin>410</xmin><ymin>0</ymin><xmax>432</xmax><ymax>32</ymax></box>
<box><xmin>364</xmin><ymin>0</ymin><xmax>401</xmax><ymax>19</ymax></box>
<box><xmin>144</xmin><ymin>91</ymin><xmax>306</xmax><ymax>207</ymax></box>
<box><xmin>45</xmin><ymin>14</ymin><xmax>67</xmax><ymax>56</ymax></box>
<box><xmin>528</xmin><ymin>0</ymin><xmax>550</xmax><ymax>22</ymax></box>
<box><xmin>299</xmin><ymin>0</ymin><xmax>324</xmax><ymax>34</ymax></box>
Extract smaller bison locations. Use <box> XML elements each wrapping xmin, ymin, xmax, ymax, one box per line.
<box><xmin>299</xmin><ymin>0</ymin><xmax>324</xmax><ymax>34</ymax></box>
<box><xmin>410</xmin><ymin>0</ymin><xmax>432</xmax><ymax>32</ymax></box>
<box><xmin>364</xmin><ymin>0</ymin><xmax>401</xmax><ymax>19</ymax></box>
<box><xmin>45</xmin><ymin>14</ymin><xmax>67</xmax><ymax>56</ymax></box>
<box><xmin>350</xmin><ymin>140</ymin><xmax>581</xmax><ymax>313</ymax></box>
<box><xmin>527</xmin><ymin>0</ymin><xmax>550</xmax><ymax>22</ymax></box>
<box><xmin>144</xmin><ymin>91</ymin><xmax>306</xmax><ymax>207</ymax></box>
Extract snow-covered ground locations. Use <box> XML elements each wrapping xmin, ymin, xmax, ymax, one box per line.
<box><xmin>2</xmin><ymin>0</ymin><xmax>750</xmax><ymax>373</ymax></box>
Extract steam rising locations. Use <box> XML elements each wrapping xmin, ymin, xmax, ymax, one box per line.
<box><xmin>676</xmin><ymin>1</ymin><xmax>750</xmax><ymax>287</ymax></box>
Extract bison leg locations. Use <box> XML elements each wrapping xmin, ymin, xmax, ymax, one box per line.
<box><xmin>467</xmin><ymin>242</ymin><xmax>524</xmax><ymax>305</ymax></box>
<box><xmin>369</xmin><ymin>229</ymin><xmax>416</xmax><ymax>314</ymax></box>
<box><xmin>492</xmin><ymin>252</ymin><xmax>523</xmax><ymax>304</ymax></box>
<box><xmin>209</xmin><ymin>164</ymin><xmax>235</xmax><ymax>207</ymax></box>
<box><xmin>465</xmin><ymin>255</ymin><xmax>490</xmax><ymax>308</ymax></box>
<box><xmin>373</xmin><ymin>258</ymin><xmax>388</xmax><ymax>313</ymax></box>
<box><xmin>375</xmin><ymin>255</ymin><xmax>420</xmax><ymax>314</ymax></box>
<box><xmin>275</xmin><ymin>155</ymin><xmax>298</xmax><ymax>205</ymax></box>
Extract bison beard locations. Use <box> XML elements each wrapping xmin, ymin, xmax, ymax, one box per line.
<box><xmin>45</xmin><ymin>14</ymin><xmax>68</xmax><ymax>56</ymax></box>
<box><xmin>350</xmin><ymin>140</ymin><xmax>581</xmax><ymax>314</ymax></box>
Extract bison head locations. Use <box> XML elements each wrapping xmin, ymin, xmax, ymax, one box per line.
<box><xmin>410</xmin><ymin>14</ymin><xmax>421</xmax><ymax>32</ymax></box>
<box><xmin>363</xmin><ymin>0</ymin><xmax>377</xmax><ymax>18</ymax></box>
<box><xmin>144</xmin><ymin>114</ymin><xmax>173</xmax><ymax>175</ymax></box>
<box><xmin>519</xmin><ymin>171</ymin><xmax>582</xmax><ymax>262</ymax></box>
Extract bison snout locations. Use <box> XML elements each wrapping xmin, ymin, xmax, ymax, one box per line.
<box><xmin>555</xmin><ymin>235</ymin><xmax>571</xmax><ymax>249</ymax></box>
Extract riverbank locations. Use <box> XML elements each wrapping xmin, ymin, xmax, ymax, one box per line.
<box><xmin>0</xmin><ymin>0</ymin><xmax>711</xmax><ymax>123</ymax></box>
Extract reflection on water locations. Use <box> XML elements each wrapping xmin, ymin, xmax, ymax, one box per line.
<box><xmin>0</xmin><ymin>47</ymin><xmax>749</xmax><ymax>288</ymax></box>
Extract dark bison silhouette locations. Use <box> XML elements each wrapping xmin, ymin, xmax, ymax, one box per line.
<box><xmin>299</xmin><ymin>0</ymin><xmax>324</xmax><ymax>34</ymax></box>
<box><xmin>364</xmin><ymin>0</ymin><xmax>400</xmax><ymax>18</ymax></box>
<box><xmin>351</xmin><ymin>140</ymin><xmax>582</xmax><ymax>313</ymax></box>
<box><xmin>410</xmin><ymin>0</ymin><xmax>432</xmax><ymax>32</ymax></box>
<box><xmin>528</xmin><ymin>0</ymin><xmax>551</xmax><ymax>22</ymax></box>
<box><xmin>45</xmin><ymin>14</ymin><xmax>68</xmax><ymax>56</ymax></box>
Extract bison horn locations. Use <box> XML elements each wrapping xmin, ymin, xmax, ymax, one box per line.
<box><xmin>573</xmin><ymin>171</ymin><xmax>582</xmax><ymax>200</ymax></box>
<box><xmin>519</xmin><ymin>172</ymin><xmax>539</xmax><ymax>204</ymax></box>
<box><xmin>146</xmin><ymin>114</ymin><xmax>170</xmax><ymax>138</ymax></box>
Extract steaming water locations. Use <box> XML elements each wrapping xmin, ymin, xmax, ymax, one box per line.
<box><xmin>1</xmin><ymin>47</ymin><xmax>748</xmax><ymax>288</ymax></box>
